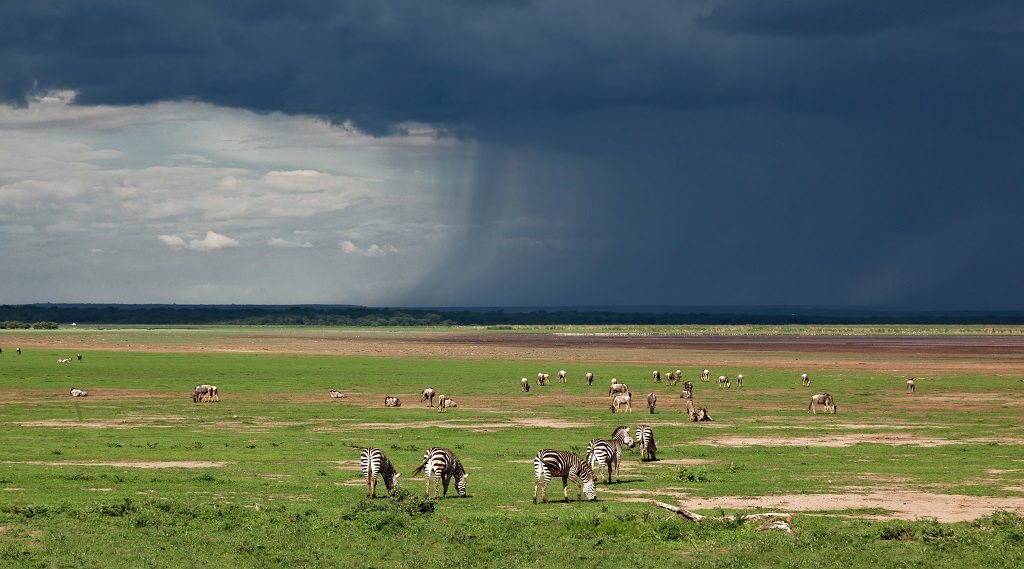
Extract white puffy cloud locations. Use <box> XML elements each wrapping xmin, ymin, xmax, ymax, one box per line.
<box><xmin>159</xmin><ymin>231</ymin><xmax>239</xmax><ymax>252</ymax></box>
<box><xmin>340</xmin><ymin>240</ymin><xmax>398</xmax><ymax>258</ymax></box>
<box><xmin>268</xmin><ymin>237</ymin><xmax>314</xmax><ymax>248</ymax></box>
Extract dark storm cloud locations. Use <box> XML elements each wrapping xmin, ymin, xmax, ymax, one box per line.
<box><xmin>3</xmin><ymin>1</ymin><xmax>1023</xmax><ymax>308</ymax></box>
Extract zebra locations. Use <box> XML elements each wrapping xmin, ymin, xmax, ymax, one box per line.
<box><xmin>586</xmin><ymin>426</ymin><xmax>635</xmax><ymax>484</ymax></box>
<box><xmin>16</xmin><ymin>348</ymin><xmax>21</xmax><ymax>355</ymax></box>
<box><xmin>359</xmin><ymin>447</ymin><xmax>401</xmax><ymax>498</ymax></box>
<box><xmin>717</xmin><ymin>375</ymin><xmax>731</xmax><ymax>388</ymax></box>
<box><xmin>533</xmin><ymin>449</ymin><xmax>597</xmax><ymax>503</ymax></box>
<box><xmin>647</xmin><ymin>392</ymin><xmax>657</xmax><ymax>414</ymax></box>
<box><xmin>384</xmin><ymin>395</ymin><xmax>401</xmax><ymax>407</ymax></box>
<box><xmin>609</xmin><ymin>383</ymin><xmax>628</xmax><ymax>396</ymax></box>
<box><xmin>801</xmin><ymin>373</ymin><xmax>811</xmax><ymax>386</ymax></box>
<box><xmin>536</xmin><ymin>372</ymin><xmax>550</xmax><ymax>386</ymax></box>
<box><xmin>413</xmin><ymin>447</ymin><xmax>468</xmax><ymax>498</ymax></box>
<box><xmin>666</xmin><ymin>371</ymin><xmax>678</xmax><ymax>386</ymax></box>
<box><xmin>906</xmin><ymin>378</ymin><xmax>917</xmax><ymax>393</ymax></box>
<box><xmin>69</xmin><ymin>387</ymin><xmax>88</xmax><ymax>397</ymax></box>
<box><xmin>329</xmin><ymin>390</ymin><xmax>347</xmax><ymax>399</ymax></box>
<box><xmin>610</xmin><ymin>392</ymin><xmax>632</xmax><ymax>413</ymax></box>
<box><xmin>701</xmin><ymin>369</ymin><xmax>710</xmax><ymax>382</ymax></box>
<box><xmin>653</xmin><ymin>370</ymin><xmax>661</xmax><ymax>383</ymax></box>
<box><xmin>808</xmin><ymin>393</ymin><xmax>837</xmax><ymax>414</ymax></box>
<box><xmin>57</xmin><ymin>357</ymin><xmax>72</xmax><ymax>364</ymax></box>
<box><xmin>521</xmin><ymin>377</ymin><xmax>530</xmax><ymax>392</ymax></box>
<box><xmin>77</xmin><ymin>354</ymin><xmax>82</xmax><ymax>362</ymax></box>
<box><xmin>557</xmin><ymin>370</ymin><xmax>567</xmax><ymax>383</ymax></box>
<box><xmin>735</xmin><ymin>374</ymin><xmax>744</xmax><ymax>387</ymax></box>
<box><xmin>636</xmin><ymin>424</ymin><xmax>657</xmax><ymax>461</ymax></box>
<box><xmin>421</xmin><ymin>387</ymin><xmax>436</xmax><ymax>407</ymax></box>
<box><xmin>585</xmin><ymin>372</ymin><xmax>594</xmax><ymax>385</ymax></box>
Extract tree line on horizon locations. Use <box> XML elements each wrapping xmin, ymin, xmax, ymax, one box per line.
<box><xmin>0</xmin><ymin>305</ymin><xmax>1022</xmax><ymax>327</ymax></box>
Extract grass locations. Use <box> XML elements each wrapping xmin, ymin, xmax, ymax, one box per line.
<box><xmin>0</xmin><ymin>327</ymin><xmax>1022</xmax><ymax>566</ymax></box>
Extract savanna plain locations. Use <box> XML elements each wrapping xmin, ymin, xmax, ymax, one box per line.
<box><xmin>1</xmin><ymin>325</ymin><xmax>1023</xmax><ymax>568</ymax></box>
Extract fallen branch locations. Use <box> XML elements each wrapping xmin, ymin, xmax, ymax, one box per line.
<box><xmin>653</xmin><ymin>500</ymin><xmax>793</xmax><ymax>529</ymax></box>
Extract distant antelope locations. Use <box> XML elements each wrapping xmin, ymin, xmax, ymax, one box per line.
<box><xmin>652</xmin><ymin>370</ymin><xmax>661</xmax><ymax>383</ymax></box>
<box><xmin>646</xmin><ymin>392</ymin><xmax>657</xmax><ymax>414</ymax></box>
<box><xmin>717</xmin><ymin>375</ymin><xmax>730</xmax><ymax>388</ymax></box>
<box><xmin>609</xmin><ymin>383</ymin><xmax>629</xmax><ymax>396</ymax></box>
<box><xmin>585</xmin><ymin>372</ymin><xmax>594</xmax><ymax>385</ymax></box>
<box><xmin>801</xmin><ymin>373</ymin><xmax>811</xmax><ymax>386</ymax></box>
<box><xmin>735</xmin><ymin>374</ymin><xmax>744</xmax><ymax>387</ymax></box>
<box><xmin>521</xmin><ymin>377</ymin><xmax>530</xmax><ymax>392</ymax></box>
<box><xmin>557</xmin><ymin>370</ymin><xmax>567</xmax><ymax>383</ymax></box>
<box><xmin>906</xmin><ymin>378</ymin><xmax>916</xmax><ymax>393</ymax></box>
<box><xmin>808</xmin><ymin>393</ymin><xmax>836</xmax><ymax>414</ymax></box>
<box><xmin>610</xmin><ymin>392</ymin><xmax>632</xmax><ymax>413</ymax></box>
<box><xmin>421</xmin><ymin>387</ymin><xmax>436</xmax><ymax>407</ymax></box>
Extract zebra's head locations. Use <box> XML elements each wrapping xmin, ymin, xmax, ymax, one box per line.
<box><xmin>581</xmin><ymin>465</ymin><xmax>598</xmax><ymax>501</ymax></box>
<box><xmin>613</xmin><ymin>426</ymin><xmax>635</xmax><ymax>448</ymax></box>
<box><xmin>386</xmin><ymin>471</ymin><xmax>401</xmax><ymax>490</ymax></box>
<box><xmin>456</xmin><ymin>472</ymin><xmax>469</xmax><ymax>497</ymax></box>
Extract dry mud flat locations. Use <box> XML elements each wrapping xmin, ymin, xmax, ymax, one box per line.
<box><xmin>15</xmin><ymin>330</ymin><xmax>1024</xmax><ymax>373</ymax></box>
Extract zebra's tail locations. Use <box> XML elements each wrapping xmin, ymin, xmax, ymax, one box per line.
<box><xmin>412</xmin><ymin>459</ymin><xmax>427</xmax><ymax>476</ymax></box>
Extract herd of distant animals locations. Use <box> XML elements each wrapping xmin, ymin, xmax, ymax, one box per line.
<box><xmin>1</xmin><ymin>346</ymin><xmax>924</xmax><ymax>502</ymax></box>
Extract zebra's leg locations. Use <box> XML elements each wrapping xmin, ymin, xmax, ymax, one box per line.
<box><xmin>424</xmin><ymin>473</ymin><xmax>431</xmax><ymax>498</ymax></box>
<box><xmin>368</xmin><ymin>473</ymin><xmax>376</xmax><ymax>498</ymax></box>
<box><xmin>561</xmin><ymin>476</ymin><xmax>570</xmax><ymax>502</ymax></box>
<box><xmin>441</xmin><ymin>473</ymin><xmax>451</xmax><ymax>498</ymax></box>
<box><xmin>541</xmin><ymin>473</ymin><xmax>552</xmax><ymax>503</ymax></box>
<box><xmin>533</xmin><ymin>477</ymin><xmax>539</xmax><ymax>504</ymax></box>
<box><xmin>433</xmin><ymin>473</ymin><xmax>443</xmax><ymax>498</ymax></box>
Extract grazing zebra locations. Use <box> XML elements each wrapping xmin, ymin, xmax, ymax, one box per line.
<box><xmin>647</xmin><ymin>392</ymin><xmax>657</xmax><ymax>414</ymax></box>
<box><xmin>69</xmin><ymin>387</ymin><xmax>88</xmax><ymax>397</ymax></box>
<box><xmin>585</xmin><ymin>372</ymin><xmax>594</xmax><ymax>385</ymax></box>
<box><xmin>77</xmin><ymin>354</ymin><xmax>82</xmax><ymax>362</ymax></box>
<box><xmin>533</xmin><ymin>449</ymin><xmax>597</xmax><ymax>503</ymax></box>
<box><xmin>193</xmin><ymin>384</ymin><xmax>218</xmax><ymax>402</ymax></box>
<box><xmin>636</xmin><ymin>424</ymin><xmax>657</xmax><ymax>461</ymax></box>
<box><xmin>16</xmin><ymin>348</ymin><xmax>21</xmax><ymax>355</ymax></box>
<box><xmin>609</xmin><ymin>383</ymin><xmax>628</xmax><ymax>396</ymax></box>
<box><xmin>557</xmin><ymin>370</ymin><xmax>567</xmax><ymax>383</ymax></box>
<box><xmin>421</xmin><ymin>387</ymin><xmax>436</xmax><ymax>407</ymax></box>
<box><xmin>675</xmin><ymin>369</ymin><xmax>682</xmax><ymax>383</ymax></box>
<box><xmin>329</xmin><ymin>390</ymin><xmax>347</xmax><ymax>399</ymax></box>
<box><xmin>413</xmin><ymin>447</ymin><xmax>468</xmax><ymax>498</ymax></box>
<box><xmin>701</xmin><ymin>369</ymin><xmax>710</xmax><ymax>382</ymax></box>
<box><xmin>801</xmin><ymin>373</ymin><xmax>811</xmax><ymax>386</ymax></box>
<box><xmin>521</xmin><ymin>377</ymin><xmax>530</xmax><ymax>392</ymax></box>
<box><xmin>808</xmin><ymin>393</ymin><xmax>837</xmax><ymax>414</ymax></box>
<box><xmin>384</xmin><ymin>395</ymin><xmax>402</xmax><ymax>407</ymax></box>
<box><xmin>666</xmin><ymin>371</ymin><xmax>678</xmax><ymax>386</ymax></box>
<box><xmin>906</xmin><ymin>378</ymin><xmax>917</xmax><ymax>393</ymax></box>
<box><xmin>735</xmin><ymin>374</ymin><xmax>744</xmax><ymax>387</ymax></box>
<box><xmin>586</xmin><ymin>426</ymin><xmax>635</xmax><ymax>484</ymax></box>
<box><xmin>359</xmin><ymin>447</ymin><xmax>401</xmax><ymax>498</ymax></box>
<box><xmin>653</xmin><ymin>370</ymin><xmax>661</xmax><ymax>383</ymax></box>
<box><xmin>610</xmin><ymin>392</ymin><xmax>632</xmax><ymax>413</ymax></box>
<box><xmin>717</xmin><ymin>375</ymin><xmax>731</xmax><ymax>388</ymax></box>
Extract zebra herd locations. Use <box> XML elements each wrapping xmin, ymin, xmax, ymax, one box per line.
<box><xmin>359</xmin><ymin>424</ymin><xmax>659</xmax><ymax>504</ymax></box>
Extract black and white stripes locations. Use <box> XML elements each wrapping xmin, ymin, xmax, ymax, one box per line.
<box><xmin>533</xmin><ymin>449</ymin><xmax>597</xmax><ymax>503</ymax></box>
<box><xmin>359</xmin><ymin>447</ymin><xmax>401</xmax><ymax>497</ymax></box>
<box><xmin>636</xmin><ymin>424</ymin><xmax>657</xmax><ymax>461</ymax></box>
<box><xmin>586</xmin><ymin>425</ymin><xmax>635</xmax><ymax>484</ymax></box>
<box><xmin>413</xmin><ymin>447</ymin><xmax>469</xmax><ymax>498</ymax></box>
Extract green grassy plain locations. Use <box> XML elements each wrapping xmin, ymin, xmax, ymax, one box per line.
<box><xmin>0</xmin><ymin>327</ymin><xmax>1023</xmax><ymax>567</ymax></box>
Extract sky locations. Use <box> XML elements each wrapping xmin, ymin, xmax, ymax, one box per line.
<box><xmin>1</xmin><ymin>1</ymin><xmax>1022</xmax><ymax>309</ymax></box>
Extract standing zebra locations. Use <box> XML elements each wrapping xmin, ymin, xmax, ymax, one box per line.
<box><xmin>413</xmin><ymin>447</ymin><xmax>469</xmax><ymax>498</ymax></box>
<box><xmin>533</xmin><ymin>449</ymin><xmax>597</xmax><ymax>503</ymax></box>
<box><xmin>646</xmin><ymin>392</ymin><xmax>657</xmax><ymax>414</ymax></box>
<box><xmin>636</xmin><ymin>424</ymin><xmax>657</xmax><ymax>461</ymax></box>
<box><xmin>701</xmin><ymin>369</ymin><xmax>710</xmax><ymax>382</ymax></box>
<box><xmin>521</xmin><ymin>377</ymin><xmax>530</xmax><ymax>392</ymax></box>
<box><xmin>735</xmin><ymin>374</ymin><xmax>744</xmax><ymax>387</ymax></box>
<box><xmin>421</xmin><ymin>388</ymin><xmax>436</xmax><ymax>407</ymax></box>
<box><xmin>586</xmin><ymin>426</ymin><xmax>635</xmax><ymax>484</ymax></box>
<box><xmin>359</xmin><ymin>447</ymin><xmax>401</xmax><ymax>498</ymax></box>
<box><xmin>652</xmin><ymin>370</ymin><xmax>661</xmax><ymax>383</ymax></box>
<box><xmin>585</xmin><ymin>372</ymin><xmax>594</xmax><ymax>385</ymax></box>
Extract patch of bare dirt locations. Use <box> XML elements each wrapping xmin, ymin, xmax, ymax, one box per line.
<box><xmin>1</xmin><ymin>460</ymin><xmax>232</xmax><ymax>468</ymax></box>
<box><xmin>700</xmin><ymin>434</ymin><xmax>1024</xmax><ymax>447</ymax></box>
<box><xmin>614</xmin><ymin>490</ymin><xmax>1024</xmax><ymax>522</ymax></box>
